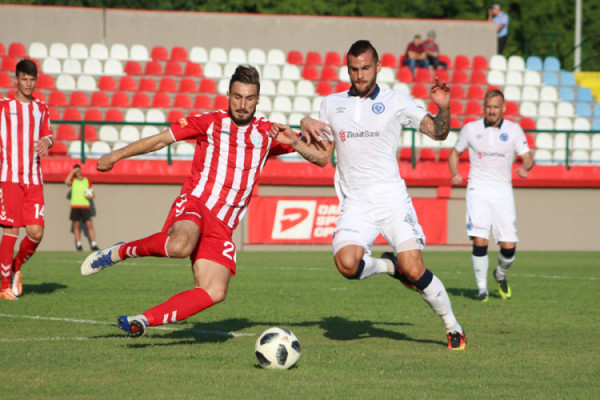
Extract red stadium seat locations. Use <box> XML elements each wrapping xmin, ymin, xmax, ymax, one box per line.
<box><xmin>525</xmin><ymin>133</ymin><xmax>535</xmax><ymax>149</ymax></box>
<box><xmin>467</xmin><ymin>85</ymin><xmax>484</xmax><ymax>100</ymax></box>
<box><xmin>472</xmin><ymin>55</ymin><xmax>489</xmax><ymax>70</ymax></box>
<box><xmin>519</xmin><ymin>117</ymin><xmax>536</xmax><ymax>131</ymax></box>
<box><xmin>173</xmin><ymin>94</ymin><xmax>192</xmax><ymax>108</ymax></box>
<box><xmin>1</xmin><ymin>56</ymin><xmax>17</xmax><ymax>72</ymax></box>
<box><xmin>105</xmin><ymin>108</ymin><xmax>124</xmax><ymax>122</ymax></box>
<box><xmin>98</xmin><ymin>76</ymin><xmax>117</xmax><ymax>91</ymax></box>
<box><xmin>451</xmin><ymin>69</ymin><xmax>469</xmax><ymax>84</ymax></box>
<box><xmin>305</xmin><ymin>51</ymin><xmax>322</xmax><ymax>66</ymax></box>
<box><xmin>178</xmin><ymin>78</ymin><xmax>196</xmax><ymax>93</ymax></box>
<box><xmin>151</xmin><ymin>45</ymin><xmax>169</xmax><ymax>61</ymax></box>
<box><xmin>301</xmin><ymin>65</ymin><xmax>319</xmax><ymax>81</ymax></box>
<box><xmin>36</xmin><ymin>74</ymin><xmax>55</xmax><ymax>89</ymax></box>
<box><xmin>213</xmin><ymin>95</ymin><xmax>228</xmax><ymax>109</ymax></box>
<box><xmin>450</xmin><ymin>85</ymin><xmax>465</xmax><ymax>99</ymax></box>
<box><xmin>419</xmin><ymin>148</ymin><xmax>437</xmax><ymax>162</ymax></box>
<box><xmin>486</xmin><ymin>85</ymin><xmax>501</xmax><ymax>92</ymax></box>
<box><xmin>198</xmin><ymin>78</ymin><xmax>217</xmax><ymax>94</ymax></box>
<box><xmin>84</xmin><ymin>108</ymin><xmax>103</xmax><ymax>121</ymax></box>
<box><xmin>131</xmin><ymin>92</ymin><xmax>150</xmax><ymax>108</ymax></box>
<box><xmin>504</xmin><ymin>101</ymin><xmax>519</xmax><ymax>116</ymax></box>
<box><xmin>0</xmin><ymin>43</ymin><xmax>5</xmax><ymax>57</ymax></box>
<box><xmin>450</xmin><ymin>116</ymin><xmax>461</xmax><ymax>129</ymax></box>
<box><xmin>463</xmin><ymin>116</ymin><xmax>477</xmax><ymax>125</ymax></box>
<box><xmin>170</xmin><ymin>46</ymin><xmax>188</xmax><ymax>62</ymax></box>
<box><xmin>48</xmin><ymin>107</ymin><xmax>60</xmax><ymax>121</ymax></box>
<box><xmin>411</xmin><ymin>84</ymin><xmax>428</xmax><ymax>99</ymax></box>
<box><xmin>324</xmin><ymin>51</ymin><xmax>342</xmax><ymax>66</ymax></box>
<box><xmin>320</xmin><ymin>66</ymin><xmax>338</xmax><ymax>81</ymax></box>
<box><xmin>335</xmin><ymin>81</ymin><xmax>351</xmax><ymax>92</ymax></box>
<box><xmin>454</xmin><ymin>55</ymin><xmax>470</xmax><ymax>69</ymax></box>
<box><xmin>465</xmin><ymin>100</ymin><xmax>482</xmax><ymax>115</ymax></box>
<box><xmin>193</xmin><ymin>95</ymin><xmax>212</xmax><ymax>109</ymax></box>
<box><xmin>428</xmin><ymin>101</ymin><xmax>438</xmax><ymax>115</ymax></box>
<box><xmin>459</xmin><ymin>151</ymin><xmax>469</xmax><ymax>161</ymax></box>
<box><xmin>81</xmin><ymin>125</ymin><xmax>98</xmax><ymax>141</ymax></box>
<box><xmin>286</xmin><ymin>50</ymin><xmax>303</xmax><ymax>65</ymax></box>
<box><xmin>0</xmin><ymin>72</ymin><xmax>12</xmax><ymax>88</ymax></box>
<box><xmin>118</xmin><ymin>76</ymin><xmax>137</xmax><ymax>91</ymax></box>
<box><xmin>158</xmin><ymin>77</ymin><xmax>177</xmax><ymax>92</ymax></box>
<box><xmin>167</xmin><ymin>110</ymin><xmax>185</xmax><ymax>122</ymax></box>
<box><xmin>33</xmin><ymin>90</ymin><xmax>45</xmax><ymax>102</ymax></box>
<box><xmin>184</xmin><ymin>62</ymin><xmax>202</xmax><ymax>77</ymax></box>
<box><xmin>56</xmin><ymin>125</ymin><xmax>77</xmax><ymax>140</ymax></box>
<box><xmin>470</xmin><ymin>69</ymin><xmax>487</xmax><ymax>84</ymax></box>
<box><xmin>450</xmin><ymin>100</ymin><xmax>464</xmax><ymax>115</ymax></box>
<box><xmin>48</xmin><ymin>91</ymin><xmax>67</xmax><ymax>107</ymax></box>
<box><xmin>396</xmin><ymin>66</ymin><xmax>413</xmax><ymax>83</ymax></box>
<box><xmin>8</xmin><ymin>42</ymin><xmax>27</xmax><ymax>58</ymax></box>
<box><xmin>398</xmin><ymin>148</ymin><xmax>413</xmax><ymax>162</ymax></box>
<box><xmin>144</xmin><ymin>61</ymin><xmax>163</xmax><ymax>76</ymax></box>
<box><xmin>152</xmin><ymin>92</ymin><xmax>171</xmax><ymax>108</ymax></box>
<box><xmin>439</xmin><ymin>54</ymin><xmax>452</xmax><ymax>69</ymax></box>
<box><xmin>138</xmin><ymin>78</ymin><xmax>157</xmax><ymax>92</ymax></box>
<box><xmin>111</xmin><ymin>92</ymin><xmax>130</xmax><ymax>107</ymax></box>
<box><xmin>62</xmin><ymin>107</ymin><xmax>82</xmax><ymax>121</ymax></box>
<box><xmin>48</xmin><ymin>141</ymin><xmax>68</xmax><ymax>156</ymax></box>
<box><xmin>438</xmin><ymin>148</ymin><xmax>451</xmax><ymax>162</ymax></box>
<box><xmin>380</xmin><ymin>53</ymin><xmax>397</xmax><ymax>68</ymax></box>
<box><xmin>124</xmin><ymin>60</ymin><xmax>143</xmax><ymax>75</ymax></box>
<box><xmin>415</xmin><ymin>68</ymin><xmax>432</xmax><ymax>83</ymax></box>
<box><xmin>90</xmin><ymin>92</ymin><xmax>109</xmax><ymax>107</ymax></box>
<box><xmin>164</xmin><ymin>61</ymin><xmax>182</xmax><ymax>76</ymax></box>
<box><xmin>316</xmin><ymin>81</ymin><xmax>333</xmax><ymax>96</ymax></box>
<box><xmin>433</xmin><ymin>68</ymin><xmax>449</xmax><ymax>83</ymax></box>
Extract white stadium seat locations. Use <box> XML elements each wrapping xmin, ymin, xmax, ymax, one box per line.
<box><xmin>535</xmin><ymin>133</ymin><xmax>554</xmax><ymax>149</ymax></box>
<box><xmin>489</xmin><ymin>54</ymin><xmax>507</xmax><ymax>71</ymax></box>
<box><xmin>540</xmin><ymin>86</ymin><xmax>558</xmax><ymax>102</ymax></box>
<box><xmin>260</xmin><ymin>79</ymin><xmax>277</xmax><ymax>96</ymax></box>
<box><xmin>276</xmin><ymin>80</ymin><xmax>296</xmax><ymax>95</ymax></box>
<box><xmin>273</xmin><ymin>96</ymin><xmax>292</xmax><ymax>112</ymax></box>
<box><xmin>125</xmin><ymin>109</ymin><xmax>145</xmax><ymax>123</ymax></box>
<box><xmin>68</xmin><ymin>141</ymin><xmax>89</xmax><ymax>159</ymax></box>
<box><xmin>209</xmin><ymin>47</ymin><xmax>227</xmax><ymax>63</ymax></box>
<box><xmin>262</xmin><ymin>64</ymin><xmax>281</xmax><ymax>80</ymax></box>
<box><xmin>292</xmin><ymin>96</ymin><xmax>312</xmax><ymax>113</ymax></box>
<box><xmin>523</xmin><ymin>70</ymin><xmax>542</xmax><ymax>86</ymax></box>
<box><xmin>76</xmin><ymin>75</ymin><xmax>97</xmax><ymax>91</ymax></box>
<box><xmin>69</xmin><ymin>43</ymin><xmax>89</xmax><ymax>59</ymax></box>
<box><xmin>505</xmin><ymin>70</ymin><xmax>523</xmax><ymax>85</ymax></box>
<box><xmin>98</xmin><ymin>126</ymin><xmax>119</xmax><ymax>142</ymax></box>
<box><xmin>62</xmin><ymin>58</ymin><xmax>82</xmax><ymax>74</ymax></box>
<box><xmin>103</xmin><ymin>59</ymin><xmax>124</xmax><ymax>75</ymax></box>
<box><xmin>228</xmin><ymin>48</ymin><xmax>247</xmax><ymax>64</ymax></box>
<box><xmin>507</xmin><ymin>55</ymin><xmax>525</xmax><ymax>71</ymax></box>
<box><xmin>268</xmin><ymin>112</ymin><xmax>287</xmax><ymax>124</ymax></box>
<box><xmin>130</xmin><ymin>44</ymin><xmax>150</xmax><ymax>61</ymax></box>
<box><xmin>120</xmin><ymin>126</ymin><xmax>141</xmax><ymax>142</ymax></box>
<box><xmin>90</xmin><ymin>141</ymin><xmax>112</xmax><ymax>158</ymax></box>
<box><xmin>49</xmin><ymin>42</ymin><xmax>69</xmax><ymax>58</ymax></box>
<box><xmin>203</xmin><ymin>62</ymin><xmax>222</xmax><ymax>79</ymax></box>
<box><xmin>281</xmin><ymin>65</ymin><xmax>301</xmax><ymax>80</ymax></box>
<box><xmin>248</xmin><ymin>48</ymin><xmax>266</xmax><ymax>65</ymax></box>
<box><xmin>267</xmin><ymin>48</ymin><xmax>286</xmax><ymax>65</ymax></box>
<box><xmin>42</xmin><ymin>57</ymin><xmax>61</xmax><ymax>74</ymax></box>
<box><xmin>146</xmin><ymin>109</ymin><xmax>166</xmax><ymax>123</ymax></box>
<box><xmin>83</xmin><ymin>59</ymin><xmax>103</xmax><ymax>75</ymax></box>
<box><xmin>189</xmin><ymin>46</ymin><xmax>208</xmax><ymax>63</ymax></box>
<box><xmin>28</xmin><ymin>42</ymin><xmax>48</xmax><ymax>59</ymax></box>
<box><xmin>296</xmin><ymin>80</ymin><xmax>316</xmax><ymax>96</ymax></box>
<box><xmin>256</xmin><ymin>96</ymin><xmax>272</xmax><ymax>112</ymax></box>
<box><xmin>503</xmin><ymin>85</ymin><xmax>521</xmax><ymax>101</ymax></box>
<box><xmin>110</xmin><ymin>43</ymin><xmax>129</xmax><ymax>60</ymax></box>
<box><xmin>141</xmin><ymin>126</ymin><xmax>160</xmax><ymax>138</ymax></box>
<box><xmin>521</xmin><ymin>86</ymin><xmax>539</xmax><ymax>101</ymax></box>
<box><xmin>487</xmin><ymin>70</ymin><xmax>505</xmax><ymax>85</ymax></box>
<box><xmin>55</xmin><ymin>74</ymin><xmax>76</xmax><ymax>91</ymax></box>
<box><xmin>89</xmin><ymin>43</ymin><xmax>109</xmax><ymax>60</ymax></box>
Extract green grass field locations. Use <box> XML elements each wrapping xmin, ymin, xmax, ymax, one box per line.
<box><xmin>1</xmin><ymin>250</ymin><xmax>598</xmax><ymax>399</ymax></box>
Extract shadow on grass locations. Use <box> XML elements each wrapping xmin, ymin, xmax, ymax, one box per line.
<box><xmin>446</xmin><ymin>287</ymin><xmax>502</xmax><ymax>300</ymax></box>
<box><xmin>24</xmin><ymin>282</ymin><xmax>68</xmax><ymax>295</ymax></box>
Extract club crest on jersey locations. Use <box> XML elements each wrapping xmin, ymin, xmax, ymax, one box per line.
<box><xmin>500</xmin><ymin>132</ymin><xmax>509</xmax><ymax>142</ymax></box>
<box><xmin>339</xmin><ymin>130</ymin><xmax>347</xmax><ymax>142</ymax></box>
<box><xmin>178</xmin><ymin>117</ymin><xmax>189</xmax><ymax>128</ymax></box>
<box><xmin>250</xmin><ymin>131</ymin><xmax>262</xmax><ymax>146</ymax></box>
<box><xmin>372</xmin><ymin>102</ymin><xmax>385</xmax><ymax>114</ymax></box>
<box><xmin>466</xmin><ymin>222</ymin><xmax>474</xmax><ymax>231</ymax></box>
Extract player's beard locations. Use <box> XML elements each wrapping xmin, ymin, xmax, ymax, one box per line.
<box><xmin>229</xmin><ymin>106</ymin><xmax>255</xmax><ymax>127</ymax></box>
<box><xmin>351</xmin><ymin>75</ymin><xmax>377</xmax><ymax>97</ymax></box>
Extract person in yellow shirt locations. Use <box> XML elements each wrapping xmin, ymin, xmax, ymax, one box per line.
<box><xmin>65</xmin><ymin>164</ymin><xmax>98</xmax><ymax>251</ymax></box>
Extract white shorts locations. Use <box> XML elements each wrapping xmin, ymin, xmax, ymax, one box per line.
<box><xmin>465</xmin><ymin>186</ymin><xmax>518</xmax><ymax>243</ymax></box>
<box><xmin>332</xmin><ymin>187</ymin><xmax>425</xmax><ymax>255</ymax></box>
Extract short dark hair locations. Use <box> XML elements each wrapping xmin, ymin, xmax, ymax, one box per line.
<box><xmin>73</xmin><ymin>164</ymin><xmax>81</xmax><ymax>170</ymax></box>
<box><xmin>16</xmin><ymin>59</ymin><xmax>38</xmax><ymax>78</ymax></box>
<box><xmin>229</xmin><ymin>65</ymin><xmax>260</xmax><ymax>94</ymax></box>
<box><xmin>485</xmin><ymin>89</ymin><xmax>504</xmax><ymax>103</ymax></box>
<box><xmin>347</xmin><ymin>40</ymin><xmax>379</xmax><ymax>64</ymax></box>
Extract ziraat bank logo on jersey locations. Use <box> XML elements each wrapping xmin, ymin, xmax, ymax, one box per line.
<box><xmin>271</xmin><ymin>200</ymin><xmax>340</xmax><ymax>240</ymax></box>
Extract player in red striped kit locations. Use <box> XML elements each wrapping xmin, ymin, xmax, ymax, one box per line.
<box><xmin>0</xmin><ymin>59</ymin><xmax>54</xmax><ymax>300</ymax></box>
<box><xmin>81</xmin><ymin>65</ymin><xmax>330</xmax><ymax>337</ymax></box>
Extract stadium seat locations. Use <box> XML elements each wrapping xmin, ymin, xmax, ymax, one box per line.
<box><xmin>451</xmin><ymin>69</ymin><xmax>468</xmax><ymax>84</ymax></box>
<box><xmin>105</xmin><ymin>109</ymin><xmax>124</xmax><ymax>122</ymax></box>
<box><xmin>525</xmin><ymin>56</ymin><xmax>543</xmax><ymax>72</ymax></box>
<box><xmin>433</xmin><ymin>68</ymin><xmax>449</xmax><ymax>83</ymax></box>
<box><xmin>183</xmin><ymin>61</ymin><xmax>202</xmax><ymax>77</ymax></box>
<box><xmin>84</xmin><ymin>108</ymin><xmax>103</xmax><ymax>121</ymax></box>
<box><xmin>273</xmin><ymin>96</ymin><xmax>292</xmax><ymax>112</ymax></box>
<box><xmin>131</xmin><ymin>92</ymin><xmax>150</xmax><ymax>108</ymax></box>
<box><xmin>543</xmin><ymin>72</ymin><xmax>561</xmax><ymax>86</ymax></box>
<box><xmin>120</xmin><ymin>126</ymin><xmax>140</xmax><ymax>143</ymax></box>
<box><xmin>487</xmin><ymin>70</ymin><xmax>505</xmax><ymax>85</ymax></box>
<box><xmin>450</xmin><ymin>85</ymin><xmax>465</xmax><ymax>99</ymax></box>
<box><xmin>56</xmin><ymin>74</ymin><xmax>76</xmax><ymax>90</ymax></box>
<box><xmin>507</xmin><ymin>55</ymin><xmax>525</xmax><ymax>71</ymax></box>
<box><xmin>411</xmin><ymin>84</ymin><xmax>428</xmax><ymax>99</ymax></box>
<box><xmin>248</xmin><ymin>48</ymin><xmax>266</xmax><ymax>65</ymax></box>
<box><xmin>118</xmin><ymin>76</ymin><xmax>137</xmax><ymax>91</ymax></box>
<box><xmin>572</xmin><ymin>133</ymin><xmax>591</xmax><ymax>149</ymax></box>
<box><xmin>320</xmin><ymin>66</ymin><xmax>338</xmax><ymax>81</ymax></box>
<box><xmin>176</xmin><ymin>78</ymin><xmax>195</xmax><ymax>93</ymax></box>
<box><xmin>189</xmin><ymin>46</ymin><xmax>208</xmax><ymax>63</ymax></box>
<box><xmin>103</xmin><ymin>59</ymin><xmax>124</xmax><ymax>75</ymax></box>
<box><xmin>292</xmin><ymin>96</ymin><xmax>311</xmax><ymax>113</ymax></box>
<box><xmin>489</xmin><ymin>54</ymin><xmax>507</xmax><ymax>71</ymax></box>
<box><xmin>575</xmin><ymin>103</ymin><xmax>592</xmax><ymax>118</ymax></box>
<box><xmin>535</xmin><ymin>133</ymin><xmax>554</xmax><ymax>149</ymax></box>
<box><xmin>504</xmin><ymin>101</ymin><xmax>519</xmax><ymax>116</ymax></box>
<box><xmin>170</xmin><ymin>46</ymin><xmax>188</xmax><ymax>62</ymax></box>
<box><xmin>537</xmin><ymin>117</ymin><xmax>554</xmax><ymax>130</ymax></box>
<box><xmin>282</xmin><ymin>65</ymin><xmax>301</xmax><ymax>80</ymax></box>
<box><xmin>259</xmin><ymin>79</ymin><xmax>276</xmax><ymax>96</ymax></box>
<box><xmin>465</xmin><ymin>100</ymin><xmax>482</xmax><ymax>116</ymax></box>
<box><xmin>540</xmin><ymin>86</ymin><xmax>558</xmax><ymax>101</ymax></box>
<box><xmin>324</xmin><ymin>51</ymin><xmax>342</xmax><ymax>67</ymax></box>
<box><xmin>49</xmin><ymin>42</ymin><xmax>69</xmax><ymax>58</ymax></box>
<box><xmin>152</xmin><ymin>92</ymin><xmax>171</xmax><ymax>108</ymax></box>
<box><xmin>144</xmin><ymin>61</ymin><xmax>163</xmax><ymax>76</ymax></box>
<box><xmin>69</xmin><ymin>91</ymin><xmax>88</xmax><ymax>107</ymax></box>
<box><xmin>519</xmin><ymin>117</ymin><xmax>536</xmax><ymax>131</ymax></box>
<box><xmin>523</xmin><ymin>70</ymin><xmax>542</xmax><ymax>86</ymax></box>
<box><xmin>472</xmin><ymin>55</ymin><xmax>489</xmax><ymax>70</ymax></box>
<box><xmin>312</xmin><ymin>97</ymin><xmax>323</xmax><ymax>112</ymax></box>
<box><xmin>504</xmin><ymin>85</ymin><xmax>521</xmax><ymax>101</ymax></box>
<box><xmin>158</xmin><ymin>77</ymin><xmax>177</xmax><ymax>92</ymax></box>
<box><xmin>124</xmin><ymin>61</ymin><xmax>143</xmax><ymax>75</ymax></box>
<box><xmin>297</xmin><ymin>80</ymin><xmax>315</xmax><ymax>96</ymax></box>
<box><xmin>164</xmin><ymin>61</ymin><xmax>182</xmax><ymax>76</ymax></box>
<box><xmin>533</xmin><ymin>149</ymin><xmax>553</xmax><ymax>164</ymax></box>
<box><xmin>193</xmin><ymin>95</ymin><xmax>212</xmax><ymax>109</ymax></box>
<box><xmin>35</xmin><ymin>74</ymin><xmax>55</xmax><ymax>90</ymax></box>
<box><xmin>48</xmin><ymin>140</ymin><xmax>68</xmax><ymax>156</ymax></box>
<box><xmin>439</xmin><ymin>54</ymin><xmax>452</xmax><ymax>69</ymax></box>
<box><xmin>138</xmin><ymin>78</ymin><xmax>157</xmax><ymax>92</ymax></box>
<box><xmin>450</xmin><ymin>100</ymin><xmax>464</xmax><ymax>115</ymax></box>
<box><xmin>427</xmin><ymin>101</ymin><xmax>438</xmax><ymax>115</ymax></box>
<box><xmin>151</xmin><ymin>45</ymin><xmax>169</xmax><ymax>61</ymax></box>
<box><xmin>90</xmin><ymin>141</ymin><xmax>112</xmax><ymax>158</ymax></box>
<box><xmin>48</xmin><ymin>90</ymin><xmax>67</xmax><ymax>107</ymax></box>
<box><xmin>213</xmin><ymin>95</ymin><xmax>228</xmax><ymax>110</ymax></box>
<box><xmin>28</xmin><ymin>42</ymin><xmax>47</xmax><ymax>59</ymax></box>
<box><xmin>379</xmin><ymin>67</ymin><xmax>396</xmax><ymax>83</ymax></box>
<box><xmin>454</xmin><ymin>55</ymin><xmax>470</xmax><ymax>69</ymax></box>
<box><xmin>0</xmin><ymin>43</ymin><xmax>4</xmax><ymax>57</ymax></box>
<box><xmin>301</xmin><ymin>65</ymin><xmax>319</xmax><ymax>81</ymax></box>
<box><xmin>111</xmin><ymin>92</ymin><xmax>130</xmax><ymax>107</ymax></box>
<box><xmin>7</xmin><ymin>42</ymin><xmax>26</xmax><ymax>58</ymax></box>
<box><xmin>398</xmin><ymin>148</ymin><xmax>413</xmax><ymax>162</ymax></box>
<box><xmin>543</xmin><ymin>56</ymin><xmax>561</xmax><ymax>72</ymax></box>
<box><xmin>571</xmin><ymin>149</ymin><xmax>590</xmax><ymax>164</ymax></box>
<box><xmin>267</xmin><ymin>48</ymin><xmax>286</xmax><ymax>65</ymax></box>
<box><xmin>335</xmin><ymin>81</ymin><xmax>351</xmax><ymax>92</ymax></box>
<box><xmin>316</xmin><ymin>81</ymin><xmax>333</xmax><ymax>96</ymax></box>
<box><xmin>505</xmin><ymin>70</ymin><xmax>523</xmax><ymax>85</ymax></box>
<box><xmin>415</xmin><ymin>68</ymin><xmax>432</xmax><ymax>83</ymax></box>
<box><xmin>69</xmin><ymin>42</ymin><xmax>88</xmax><ymax>60</ymax></box>
<box><xmin>98</xmin><ymin>76</ymin><xmax>117</xmax><ymax>91</ymax></box>
<box><xmin>199</xmin><ymin>78</ymin><xmax>217</xmax><ymax>94</ymax></box>
<box><xmin>130</xmin><ymin>44</ymin><xmax>150</xmax><ymax>61</ymax></box>
<box><xmin>83</xmin><ymin>59</ymin><xmax>103</xmax><ymax>75</ymax></box>
<box><xmin>89</xmin><ymin>43</ymin><xmax>109</xmax><ymax>59</ymax></box>
<box><xmin>594</xmin><ymin>104</ymin><xmax>600</xmax><ymax>118</ymax></box>
<box><xmin>519</xmin><ymin>101</ymin><xmax>537</xmax><ymax>117</ymax></box>
<box><xmin>419</xmin><ymin>148</ymin><xmax>437</xmax><ymax>161</ymax></box>
<box><xmin>98</xmin><ymin>126</ymin><xmax>119</xmax><ymax>142</ymax></box>
<box><xmin>40</xmin><ymin>57</ymin><xmax>61</xmax><ymax>74</ymax></box>
<box><xmin>396</xmin><ymin>66</ymin><xmax>413</xmax><ymax>82</ymax></box>
<box><xmin>203</xmin><ymin>62</ymin><xmax>222</xmax><ymax>79</ymax></box>
<box><xmin>592</xmin><ymin>131</ymin><xmax>600</xmax><ymax>147</ymax></box>
<box><xmin>110</xmin><ymin>43</ymin><xmax>129</xmax><ymax>60</ymax></box>
<box><xmin>305</xmin><ymin>51</ymin><xmax>322</xmax><ymax>66</ymax></box>
<box><xmin>33</xmin><ymin>90</ymin><xmax>45</xmax><ymax>102</ymax></box>
<box><xmin>68</xmin><ymin>141</ymin><xmax>89</xmax><ymax>159</ymax></box>
<box><xmin>209</xmin><ymin>47</ymin><xmax>227</xmax><ymax>63</ymax></box>
<box><xmin>90</xmin><ymin>92</ymin><xmax>109</xmax><ymax>107</ymax></box>
<box><xmin>576</xmin><ymin>87</ymin><xmax>593</xmax><ymax>102</ymax></box>
<box><xmin>559</xmin><ymin>71</ymin><xmax>576</xmax><ymax>86</ymax></box>
<box><xmin>256</xmin><ymin>96</ymin><xmax>272</xmax><ymax>113</ymax></box>
<box><xmin>56</xmin><ymin>124</ymin><xmax>78</xmax><ymax>140</ymax></box>
<box><xmin>146</xmin><ymin>108</ymin><xmax>166</xmax><ymax>123</ymax></box>
<box><xmin>173</xmin><ymin>94</ymin><xmax>192</xmax><ymax>109</ymax></box>
<box><xmin>559</xmin><ymin>87</ymin><xmax>575</xmax><ymax>101</ymax></box>
<box><xmin>0</xmin><ymin>72</ymin><xmax>12</xmax><ymax>88</ymax></box>
<box><xmin>125</xmin><ymin>108</ymin><xmax>145</xmax><ymax>123</ymax></box>
<box><xmin>557</xmin><ymin>101</ymin><xmax>575</xmax><ymax>117</ymax></box>
<box><xmin>521</xmin><ymin>86</ymin><xmax>539</xmax><ymax>101</ymax></box>
<box><xmin>286</xmin><ymin>50</ymin><xmax>303</xmax><ymax>65</ymax></box>
<box><xmin>466</xmin><ymin>85</ymin><xmax>484</xmax><ymax>100</ymax></box>
<box><xmin>538</xmin><ymin>101</ymin><xmax>556</xmax><ymax>117</ymax></box>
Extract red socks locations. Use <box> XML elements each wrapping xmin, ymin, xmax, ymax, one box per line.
<box><xmin>118</xmin><ymin>232</ymin><xmax>169</xmax><ymax>260</ymax></box>
<box><xmin>143</xmin><ymin>288</ymin><xmax>215</xmax><ymax>326</ymax></box>
<box><xmin>0</xmin><ymin>234</ymin><xmax>17</xmax><ymax>290</ymax></box>
<box><xmin>13</xmin><ymin>236</ymin><xmax>40</xmax><ymax>273</ymax></box>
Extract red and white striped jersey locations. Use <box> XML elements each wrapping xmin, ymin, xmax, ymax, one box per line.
<box><xmin>0</xmin><ymin>95</ymin><xmax>53</xmax><ymax>185</ymax></box>
<box><xmin>169</xmin><ymin>110</ymin><xmax>294</xmax><ymax>229</ymax></box>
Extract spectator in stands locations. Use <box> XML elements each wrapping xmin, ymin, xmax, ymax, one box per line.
<box><xmin>423</xmin><ymin>30</ymin><xmax>447</xmax><ymax>71</ymax></box>
<box><xmin>488</xmin><ymin>3</ymin><xmax>509</xmax><ymax>54</ymax></box>
<box><xmin>448</xmin><ymin>89</ymin><xmax>534</xmax><ymax>302</ymax></box>
<box><xmin>401</xmin><ymin>34</ymin><xmax>429</xmax><ymax>75</ymax></box>
<box><xmin>80</xmin><ymin>65</ymin><xmax>326</xmax><ymax>338</ymax></box>
<box><xmin>65</xmin><ymin>164</ymin><xmax>99</xmax><ymax>251</ymax></box>
<box><xmin>0</xmin><ymin>59</ymin><xmax>54</xmax><ymax>300</ymax></box>
<box><xmin>271</xmin><ymin>40</ymin><xmax>467</xmax><ymax>351</ymax></box>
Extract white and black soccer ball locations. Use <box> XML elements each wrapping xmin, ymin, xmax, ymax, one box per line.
<box><xmin>84</xmin><ymin>188</ymin><xmax>94</xmax><ymax>199</ymax></box>
<box><xmin>255</xmin><ymin>327</ymin><xmax>301</xmax><ymax>370</ymax></box>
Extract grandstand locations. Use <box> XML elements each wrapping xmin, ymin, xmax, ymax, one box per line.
<box><xmin>0</xmin><ymin>4</ymin><xmax>598</xmax><ymax>251</ymax></box>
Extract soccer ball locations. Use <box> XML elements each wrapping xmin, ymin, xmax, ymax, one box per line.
<box><xmin>254</xmin><ymin>327</ymin><xmax>301</xmax><ymax>370</ymax></box>
<box><xmin>84</xmin><ymin>188</ymin><xmax>94</xmax><ymax>199</ymax></box>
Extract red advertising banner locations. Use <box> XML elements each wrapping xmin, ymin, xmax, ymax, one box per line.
<box><xmin>247</xmin><ymin>196</ymin><xmax>447</xmax><ymax>245</ymax></box>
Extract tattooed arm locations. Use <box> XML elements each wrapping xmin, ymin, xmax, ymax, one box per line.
<box><xmin>419</xmin><ymin>77</ymin><xmax>451</xmax><ymax>141</ymax></box>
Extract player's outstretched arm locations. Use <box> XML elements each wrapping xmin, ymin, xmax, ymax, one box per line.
<box><xmin>97</xmin><ymin>129</ymin><xmax>175</xmax><ymax>172</ymax></box>
<box><xmin>270</xmin><ymin>123</ymin><xmax>333</xmax><ymax>167</ymax></box>
<box><xmin>448</xmin><ymin>148</ymin><xmax>464</xmax><ymax>185</ymax></box>
<box><xmin>515</xmin><ymin>152</ymin><xmax>534</xmax><ymax>178</ymax></box>
<box><xmin>419</xmin><ymin>78</ymin><xmax>450</xmax><ymax>141</ymax></box>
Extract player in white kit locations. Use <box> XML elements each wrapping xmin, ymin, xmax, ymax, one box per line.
<box><xmin>448</xmin><ymin>90</ymin><xmax>533</xmax><ymax>302</ymax></box>
<box><xmin>271</xmin><ymin>40</ymin><xmax>466</xmax><ymax>350</ymax></box>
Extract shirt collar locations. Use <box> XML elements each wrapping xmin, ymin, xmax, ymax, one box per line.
<box><xmin>348</xmin><ymin>84</ymin><xmax>380</xmax><ymax>100</ymax></box>
<box><xmin>484</xmin><ymin>118</ymin><xmax>504</xmax><ymax>129</ymax></box>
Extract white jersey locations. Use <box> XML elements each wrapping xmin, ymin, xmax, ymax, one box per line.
<box><xmin>455</xmin><ymin>118</ymin><xmax>529</xmax><ymax>192</ymax></box>
<box><xmin>319</xmin><ymin>86</ymin><xmax>427</xmax><ymax>201</ymax></box>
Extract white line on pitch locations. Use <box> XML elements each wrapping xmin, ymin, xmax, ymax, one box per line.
<box><xmin>0</xmin><ymin>313</ymin><xmax>254</xmax><ymax>337</ymax></box>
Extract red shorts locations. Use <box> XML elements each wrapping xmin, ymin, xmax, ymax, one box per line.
<box><xmin>162</xmin><ymin>194</ymin><xmax>237</xmax><ymax>276</ymax></box>
<box><xmin>0</xmin><ymin>182</ymin><xmax>45</xmax><ymax>228</ymax></box>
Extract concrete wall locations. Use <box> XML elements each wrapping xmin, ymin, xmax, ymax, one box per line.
<box><xmin>0</xmin><ymin>4</ymin><xmax>497</xmax><ymax>60</ymax></box>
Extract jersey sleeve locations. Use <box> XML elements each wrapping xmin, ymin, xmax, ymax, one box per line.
<box><xmin>395</xmin><ymin>91</ymin><xmax>428</xmax><ymax>130</ymax></box>
<box><xmin>454</xmin><ymin>124</ymin><xmax>470</xmax><ymax>153</ymax></box>
<box><xmin>169</xmin><ymin>113</ymin><xmax>210</xmax><ymax>142</ymax></box>
<box><xmin>513</xmin><ymin>125</ymin><xmax>530</xmax><ymax>155</ymax></box>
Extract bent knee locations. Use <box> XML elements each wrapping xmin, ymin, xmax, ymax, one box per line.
<box><xmin>335</xmin><ymin>259</ymin><xmax>362</xmax><ymax>280</ymax></box>
<box><xmin>205</xmin><ymin>287</ymin><xmax>227</xmax><ymax>304</ymax></box>
<box><xmin>166</xmin><ymin>237</ymin><xmax>194</xmax><ymax>258</ymax></box>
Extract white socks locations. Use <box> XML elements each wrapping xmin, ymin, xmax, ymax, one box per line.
<box><xmin>496</xmin><ymin>252</ymin><xmax>515</xmax><ymax>278</ymax></box>
<box><xmin>472</xmin><ymin>254</ymin><xmax>489</xmax><ymax>294</ymax></box>
<box><xmin>420</xmin><ymin>275</ymin><xmax>462</xmax><ymax>334</ymax></box>
<box><xmin>358</xmin><ymin>255</ymin><xmax>392</xmax><ymax>280</ymax></box>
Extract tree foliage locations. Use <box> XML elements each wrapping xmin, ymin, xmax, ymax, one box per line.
<box><xmin>3</xmin><ymin>0</ymin><xmax>600</xmax><ymax>69</ymax></box>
